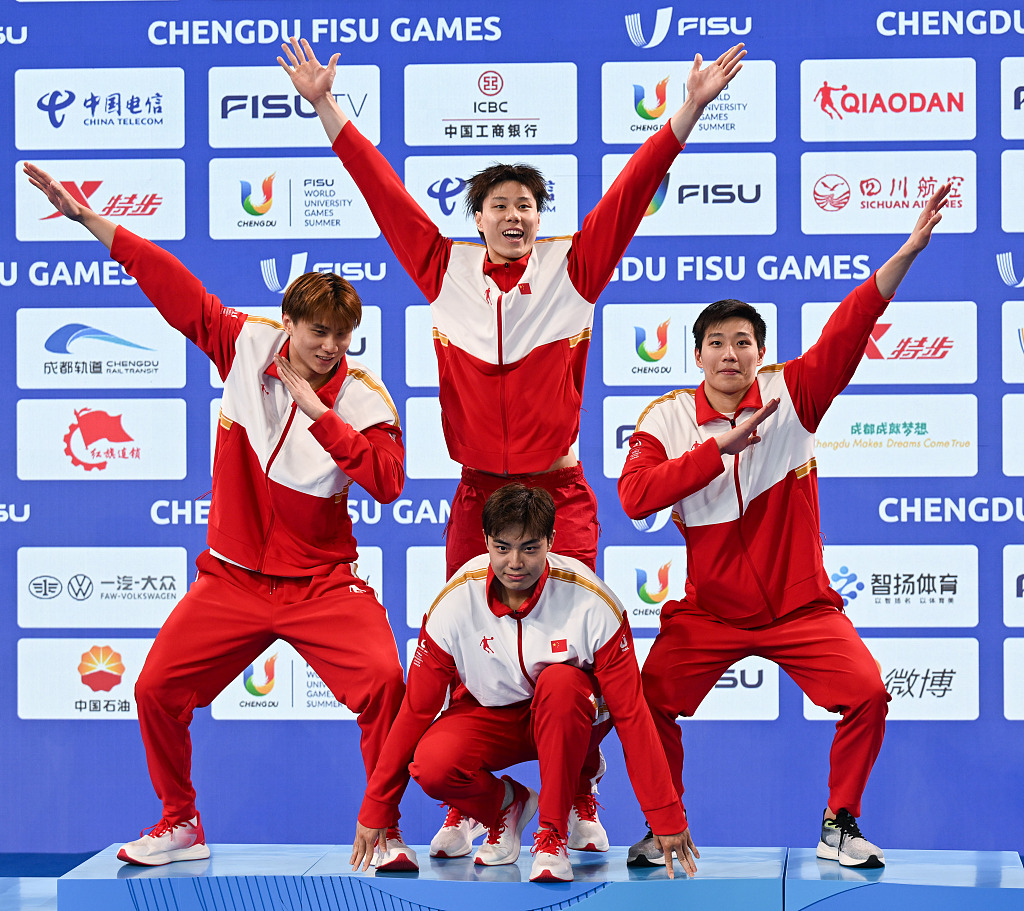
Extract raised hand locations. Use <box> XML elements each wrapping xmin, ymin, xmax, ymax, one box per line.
<box><xmin>685</xmin><ymin>43</ymin><xmax>746</xmax><ymax>110</ymax></box>
<box><xmin>875</xmin><ymin>182</ymin><xmax>951</xmax><ymax>298</ymax></box>
<box><xmin>23</xmin><ymin>161</ymin><xmax>116</xmax><ymax>248</ymax></box>
<box><xmin>278</xmin><ymin>37</ymin><xmax>339</xmax><ymax>105</ymax></box>
<box><xmin>905</xmin><ymin>182</ymin><xmax>950</xmax><ymax>255</ymax></box>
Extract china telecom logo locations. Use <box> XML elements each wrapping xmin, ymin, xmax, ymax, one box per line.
<box><xmin>241</xmin><ymin>173</ymin><xmax>275</xmax><ymax>216</ymax></box>
<box><xmin>78</xmin><ymin>645</ymin><xmax>125</xmax><ymax>693</ymax></box>
<box><xmin>636</xmin><ymin>319</ymin><xmax>670</xmax><ymax>362</ymax></box>
<box><xmin>645</xmin><ymin>174</ymin><xmax>670</xmax><ymax>216</ymax></box>
<box><xmin>635</xmin><ymin>562</ymin><xmax>671</xmax><ymax>604</ymax></box>
<box><xmin>634</xmin><ymin>77</ymin><xmax>669</xmax><ymax>119</ymax></box>
<box><xmin>243</xmin><ymin>654</ymin><xmax>277</xmax><ymax>697</ymax></box>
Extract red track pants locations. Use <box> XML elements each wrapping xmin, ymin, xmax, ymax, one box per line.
<box><xmin>642</xmin><ymin>603</ymin><xmax>890</xmax><ymax>818</ymax></box>
<box><xmin>135</xmin><ymin>550</ymin><xmax>405</xmax><ymax>822</ymax></box>
<box><xmin>408</xmin><ymin>665</ymin><xmax>611</xmax><ymax>836</ymax></box>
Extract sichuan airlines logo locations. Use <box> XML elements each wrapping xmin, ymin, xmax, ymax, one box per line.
<box><xmin>63</xmin><ymin>408</ymin><xmax>136</xmax><ymax>472</ymax></box>
<box><xmin>813</xmin><ymin>175</ymin><xmax>851</xmax><ymax>211</ymax></box>
<box><xmin>78</xmin><ymin>645</ymin><xmax>125</xmax><ymax>693</ymax></box>
<box><xmin>636</xmin><ymin>319</ymin><xmax>670</xmax><ymax>361</ymax></box>
<box><xmin>635</xmin><ymin>561</ymin><xmax>671</xmax><ymax>604</ymax></box>
<box><xmin>635</xmin><ymin>77</ymin><xmax>669</xmax><ymax>119</ymax></box>
<box><xmin>243</xmin><ymin>654</ymin><xmax>277</xmax><ymax>697</ymax></box>
<box><xmin>241</xmin><ymin>173</ymin><xmax>275</xmax><ymax>216</ymax></box>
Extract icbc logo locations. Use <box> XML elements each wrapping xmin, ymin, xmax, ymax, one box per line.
<box><xmin>478</xmin><ymin>71</ymin><xmax>503</xmax><ymax>95</ymax></box>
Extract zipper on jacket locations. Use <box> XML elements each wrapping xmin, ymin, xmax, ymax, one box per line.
<box><xmin>256</xmin><ymin>401</ymin><xmax>298</xmax><ymax>573</ymax></box>
<box><xmin>496</xmin><ymin>286</ymin><xmax>510</xmax><ymax>475</ymax></box>
<box><xmin>515</xmin><ymin>617</ymin><xmax>537</xmax><ymax>689</ymax></box>
<box><xmin>728</xmin><ymin>414</ymin><xmax>775</xmax><ymax>618</ymax></box>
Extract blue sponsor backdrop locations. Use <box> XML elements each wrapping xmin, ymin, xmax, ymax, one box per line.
<box><xmin>2</xmin><ymin>0</ymin><xmax>1022</xmax><ymax>854</ymax></box>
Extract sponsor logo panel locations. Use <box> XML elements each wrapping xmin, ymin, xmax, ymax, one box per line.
<box><xmin>603</xmin><ymin>395</ymin><xmax>663</xmax><ymax>479</ymax></box>
<box><xmin>18</xmin><ymin>638</ymin><xmax>152</xmax><ymax>720</ymax></box>
<box><xmin>605</xmin><ymin>152</ymin><xmax>776</xmax><ymax>236</ymax></box>
<box><xmin>404</xmin><ymin>154</ymin><xmax>578</xmax><ymax>239</ymax></box>
<box><xmin>601</xmin><ymin>60</ymin><xmax>775</xmax><ymax>144</ymax></box>
<box><xmin>623</xmin><ymin>8</ymin><xmax>752</xmax><ymax>49</ymax></box>
<box><xmin>1002</xmin><ymin>151</ymin><xmax>1024</xmax><ymax>233</ymax></box>
<box><xmin>604</xmin><ymin>545</ymin><xmax>685</xmax><ymax>629</ymax></box>
<box><xmin>406</xmin><ymin>547</ymin><xmax>447</xmax><ymax>629</ymax></box>
<box><xmin>405</xmin><ymin>397</ymin><xmax>461</xmax><ymax>479</ymax></box>
<box><xmin>208</xmin><ymin>158</ymin><xmax>380</xmax><ymax>239</ymax></box>
<box><xmin>1004</xmin><ymin>395</ymin><xmax>1024</xmax><ymax>476</ymax></box>
<box><xmin>804</xmin><ymin>638</ymin><xmax>978</xmax><ymax>721</ymax></box>
<box><xmin>404</xmin><ymin>63</ymin><xmax>577</xmax><ymax>146</ymax></box>
<box><xmin>633</xmin><ymin>638</ymin><xmax>779</xmax><ymax>720</ymax></box>
<box><xmin>17</xmin><ymin>398</ymin><xmax>187</xmax><ymax>480</ymax></box>
<box><xmin>208</xmin><ymin>65</ymin><xmax>380</xmax><ymax>148</ymax></box>
<box><xmin>801</xmin><ymin>151</ymin><xmax>975</xmax><ymax>235</ymax></box>
<box><xmin>18</xmin><ymin>547</ymin><xmax>187</xmax><ymax>629</ymax></box>
<box><xmin>15</xmin><ymin>67</ymin><xmax>184</xmax><ymax>150</ymax></box>
<box><xmin>603</xmin><ymin>302</ymin><xmax>777</xmax><ymax>387</ymax></box>
<box><xmin>1005</xmin><ymin>639</ymin><xmax>1024</xmax><ymax>720</ymax></box>
<box><xmin>823</xmin><ymin>545</ymin><xmax>978</xmax><ymax>628</ymax></box>
<box><xmin>800</xmin><ymin>58</ymin><xmax>975</xmax><ymax>142</ymax></box>
<box><xmin>211</xmin><ymin>640</ymin><xmax>357</xmax><ymax>720</ymax></box>
<box><xmin>405</xmin><ymin>306</ymin><xmax>438</xmax><ymax>388</ymax></box>
<box><xmin>816</xmin><ymin>394</ymin><xmax>977</xmax><ymax>477</ymax></box>
<box><xmin>257</xmin><ymin>252</ymin><xmax>387</xmax><ymax>295</ymax></box>
<box><xmin>802</xmin><ymin>301</ymin><xmax>976</xmax><ymax>385</ymax></box>
<box><xmin>15</xmin><ymin>158</ymin><xmax>186</xmax><ymax>242</ymax></box>
<box><xmin>1004</xmin><ymin>545</ymin><xmax>1024</xmax><ymax>627</ymax></box>
<box><xmin>17</xmin><ymin>307</ymin><xmax>185</xmax><ymax>390</ymax></box>
<box><xmin>1001</xmin><ymin>57</ymin><xmax>1024</xmax><ymax>139</ymax></box>
<box><xmin>1001</xmin><ymin>302</ymin><xmax>1024</xmax><ymax>383</ymax></box>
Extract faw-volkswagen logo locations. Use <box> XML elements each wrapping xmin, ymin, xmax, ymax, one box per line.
<box><xmin>68</xmin><ymin>574</ymin><xmax>94</xmax><ymax>601</ymax></box>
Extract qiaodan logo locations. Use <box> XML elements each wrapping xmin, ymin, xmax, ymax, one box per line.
<box><xmin>636</xmin><ymin>561</ymin><xmax>671</xmax><ymax>604</ymax></box>
<box><xmin>243</xmin><ymin>654</ymin><xmax>277</xmax><ymax>696</ymax></box>
<box><xmin>241</xmin><ymin>173</ymin><xmax>275</xmax><ymax>216</ymax></box>
<box><xmin>636</xmin><ymin>318</ymin><xmax>670</xmax><ymax>361</ymax></box>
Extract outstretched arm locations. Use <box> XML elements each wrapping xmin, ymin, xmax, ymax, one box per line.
<box><xmin>670</xmin><ymin>44</ymin><xmax>746</xmax><ymax>145</ymax></box>
<box><xmin>24</xmin><ymin>162</ymin><xmax>116</xmax><ymax>249</ymax></box>
<box><xmin>278</xmin><ymin>37</ymin><xmax>346</xmax><ymax>143</ymax></box>
<box><xmin>874</xmin><ymin>183</ymin><xmax>950</xmax><ymax>299</ymax></box>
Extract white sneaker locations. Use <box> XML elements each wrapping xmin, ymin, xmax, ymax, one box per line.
<box><xmin>567</xmin><ymin>793</ymin><xmax>609</xmax><ymax>852</ymax></box>
<box><xmin>117</xmin><ymin>815</ymin><xmax>211</xmax><ymax>866</ymax></box>
<box><xmin>371</xmin><ymin>826</ymin><xmax>419</xmax><ymax>872</ymax></box>
<box><xmin>429</xmin><ymin>805</ymin><xmax>487</xmax><ymax>858</ymax></box>
<box><xmin>816</xmin><ymin>809</ymin><xmax>885</xmax><ymax>868</ymax></box>
<box><xmin>530</xmin><ymin>828</ymin><xmax>573</xmax><ymax>883</ymax></box>
<box><xmin>473</xmin><ymin>776</ymin><xmax>538</xmax><ymax>866</ymax></box>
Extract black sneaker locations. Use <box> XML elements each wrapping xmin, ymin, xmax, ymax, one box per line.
<box><xmin>816</xmin><ymin>809</ymin><xmax>885</xmax><ymax>868</ymax></box>
<box><xmin>626</xmin><ymin>825</ymin><xmax>664</xmax><ymax>867</ymax></box>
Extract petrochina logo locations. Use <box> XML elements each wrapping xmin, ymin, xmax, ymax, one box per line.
<box><xmin>78</xmin><ymin>645</ymin><xmax>125</xmax><ymax>692</ymax></box>
<box><xmin>243</xmin><ymin>654</ymin><xmax>277</xmax><ymax>696</ymax></box>
<box><xmin>645</xmin><ymin>174</ymin><xmax>670</xmax><ymax>216</ymax></box>
<box><xmin>635</xmin><ymin>319</ymin><xmax>670</xmax><ymax>361</ymax></box>
<box><xmin>996</xmin><ymin>252</ymin><xmax>1024</xmax><ymax>288</ymax></box>
<box><xmin>634</xmin><ymin>76</ymin><xmax>669</xmax><ymax>119</ymax></box>
<box><xmin>63</xmin><ymin>408</ymin><xmax>135</xmax><ymax>472</ymax></box>
<box><xmin>635</xmin><ymin>561</ymin><xmax>671</xmax><ymax>604</ymax></box>
<box><xmin>813</xmin><ymin>175</ymin><xmax>851</xmax><ymax>211</ymax></box>
<box><xmin>241</xmin><ymin>173</ymin><xmax>275</xmax><ymax>216</ymax></box>
<box><xmin>45</xmin><ymin>324</ymin><xmax>151</xmax><ymax>354</ymax></box>
<box><xmin>625</xmin><ymin>7</ymin><xmax>673</xmax><ymax>48</ymax></box>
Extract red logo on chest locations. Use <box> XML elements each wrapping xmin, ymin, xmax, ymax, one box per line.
<box><xmin>551</xmin><ymin>639</ymin><xmax>567</xmax><ymax>653</ymax></box>
<box><xmin>518</xmin><ymin>282</ymin><xmax>532</xmax><ymax>295</ymax></box>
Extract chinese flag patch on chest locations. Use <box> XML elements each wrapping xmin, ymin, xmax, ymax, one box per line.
<box><xmin>518</xmin><ymin>282</ymin><xmax>532</xmax><ymax>295</ymax></box>
<box><xmin>551</xmin><ymin>639</ymin><xmax>567</xmax><ymax>653</ymax></box>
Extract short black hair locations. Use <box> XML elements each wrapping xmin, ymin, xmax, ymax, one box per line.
<box><xmin>692</xmin><ymin>299</ymin><xmax>766</xmax><ymax>351</ymax></box>
<box><xmin>482</xmin><ymin>483</ymin><xmax>555</xmax><ymax>542</ymax></box>
<box><xmin>464</xmin><ymin>163</ymin><xmax>550</xmax><ymax>219</ymax></box>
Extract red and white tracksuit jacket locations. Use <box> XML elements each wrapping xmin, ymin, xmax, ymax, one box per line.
<box><xmin>110</xmin><ymin>226</ymin><xmax>405</xmax><ymax>574</ymax></box>
<box><xmin>619</xmin><ymin>273</ymin><xmax>892</xmax><ymax>628</ymax></box>
<box><xmin>358</xmin><ymin>553</ymin><xmax>687</xmax><ymax>835</ymax></box>
<box><xmin>333</xmin><ymin>120</ymin><xmax>685</xmax><ymax>476</ymax></box>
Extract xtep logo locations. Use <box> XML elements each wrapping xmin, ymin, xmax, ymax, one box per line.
<box><xmin>864</xmin><ymin>324</ymin><xmax>953</xmax><ymax>360</ymax></box>
<box><xmin>78</xmin><ymin>645</ymin><xmax>124</xmax><ymax>693</ymax></box>
<box><xmin>241</xmin><ymin>173</ymin><xmax>275</xmax><ymax>216</ymax></box>
<box><xmin>427</xmin><ymin>177</ymin><xmax>467</xmax><ymax>216</ymax></box>
<box><xmin>636</xmin><ymin>562</ymin><xmax>671</xmax><ymax>604</ymax></box>
<box><xmin>645</xmin><ymin>174</ymin><xmax>670</xmax><ymax>216</ymax></box>
<box><xmin>996</xmin><ymin>252</ymin><xmax>1024</xmax><ymax>288</ymax></box>
<box><xmin>243</xmin><ymin>654</ymin><xmax>277</xmax><ymax>697</ymax></box>
<box><xmin>636</xmin><ymin>319</ymin><xmax>670</xmax><ymax>361</ymax></box>
<box><xmin>625</xmin><ymin>7</ymin><xmax>673</xmax><ymax>48</ymax></box>
<box><xmin>262</xmin><ymin>252</ymin><xmax>308</xmax><ymax>293</ymax></box>
<box><xmin>45</xmin><ymin>324</ymin><xmax>151</xmax><ymax>354</ymax></box>
<box><xmin>40</xmin><ymin>181</ymin><xmax>101</xmax><ymax>221</ymax></box>
<box><xmin>37</xmin><ymin>90</ymin><xmax>76</xmax><ymax>128</ymax></box>
<box><xmin>634</xmin><ymin>77</ymin><xmax>669</xmax><ymax>119</ymax></box>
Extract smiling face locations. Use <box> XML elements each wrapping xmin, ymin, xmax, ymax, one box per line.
<box><xmin>281</xmin><ymin>314</ymin><xmax>352</xmax><ymax>390</ymax></box>
<box><xmin>474</xmin><ymin>180</ymin><xmax>540</xmax><ymax>264</ymax></box>
<box><xmin>695</xmin><ymin>317</ymin><xmax>765</xmax><ymax>414</ymax></box>
<box><xmin>486</xmin><ymin>524</ymin><xmax>552</xmax><ymax>611</ymax></box>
